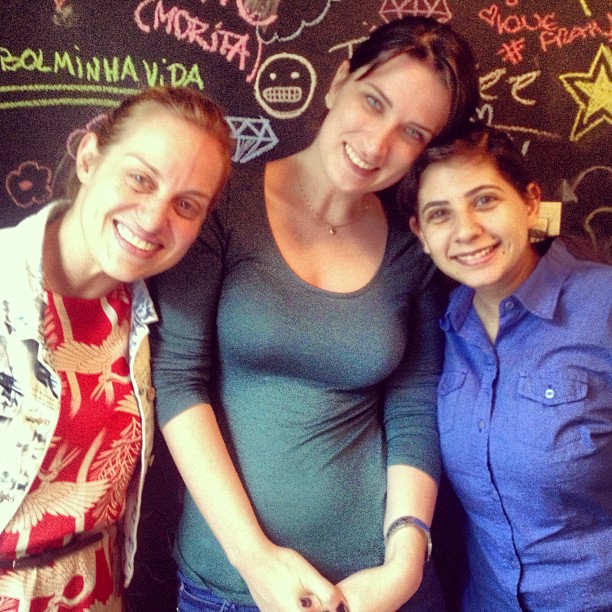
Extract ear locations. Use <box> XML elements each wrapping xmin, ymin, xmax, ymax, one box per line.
<box><xmin>75</xmin><ymin>131</ymin><xmax>101</xmax><ymax>184</ymax></box>
<box><xmin>326</xmin><ymin>60</ymin><xmax>350</xmax><ymax>108</ymax></box>
<box><xmin>409</xmin><ymin>215</ymin><xmax>431</xmax><ymax>255</ymax></box>
<box><xmin>525</xmin><ymin>182</ymin><xmax>542</xmax><ymax>229</ymax></box>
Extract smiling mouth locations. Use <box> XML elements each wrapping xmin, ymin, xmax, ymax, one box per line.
<box><xmin>344</xmin><ymin>143</ymin><xmax>374</xmax><ymax>171</ymax></box>
<box><xmin>453</xmin><ymin>244</ymin><xmax>497</xmax><ymax>264</ymax></box>
<box><xmin>115</xmin><ymin>222</ymin><xmax>159</xmax><ymax>252</ymax></box>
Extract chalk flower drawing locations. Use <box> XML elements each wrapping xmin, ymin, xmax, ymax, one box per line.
<box><xmin>5</xmin><ymin>161</ymin><xmax>53</xmax><ymax>209</ymax></box>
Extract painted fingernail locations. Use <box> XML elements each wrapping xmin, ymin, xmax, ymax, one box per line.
<box><xmin>300</xmin><ymin>597</ymin><xmax>312</xmax><ymax>608</ymax></box>
<box><xmin>337</xmin><ymin>604</ymin><xmax>349</xmax><ymax>612</ymax></box>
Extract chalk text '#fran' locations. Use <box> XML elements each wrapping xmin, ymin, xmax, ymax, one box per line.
<box><xmin>0</xmin><ymin>46</ymin><xmax>204</xmax><ymax>89</ymax></box>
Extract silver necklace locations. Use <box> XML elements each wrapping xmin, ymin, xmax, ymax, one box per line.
<box><xmin>298</xmin><ymin>181</ymin><xmax>371</xmax><ymax>236</ymax></box>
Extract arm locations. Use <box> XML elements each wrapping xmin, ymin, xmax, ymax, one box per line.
<box><xmin>338</xmin><ymin>264</ymin><xmax>446</xmax><ymax>612</ymax></box>
<box><xmin>150</xmin><ymin>208</ymin><xmax>346</xmax><ymax>612</ymax></box>
<box><xmin>162</xmin><ymin>404</ymin><xmax>345</xmax><ymax>612</ymax></box>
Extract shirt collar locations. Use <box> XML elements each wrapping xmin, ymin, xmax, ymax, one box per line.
<box><xmin>441</xmin><ymin>238</ymin><xmax>571</xmax><ymax>332</ymax></box>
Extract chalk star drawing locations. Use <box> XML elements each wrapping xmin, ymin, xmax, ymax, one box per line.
<box><xmin>226</xmin><ymin>116</ymin><xmax>279</xmax><ymax>163</ymax></box>
<box><xmin>559</xmin><ymin>44</ymin><xmax>612</xmax><ymax>142</ymax></box>
<box><xmin>380</xmin><ymin>0</ymin><xmax>453</xmax><ymax>23</ymax></box>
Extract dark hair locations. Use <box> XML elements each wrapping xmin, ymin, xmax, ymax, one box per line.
<box><xmin>55</xmin><ymin>86</ymin><xmax>233</xmax><ymax>202</ymax></box>
<box><xmin>399</xmin><ymin>122</ymin><xmax>535</xmax><ymax>219</ymax></box>
<box><xmin>350</xmin><ymin>16</ymin><xmax>479</xmax><ymax>144</ymax></box>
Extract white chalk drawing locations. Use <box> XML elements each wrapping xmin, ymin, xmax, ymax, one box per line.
<box><xmin>226</xmin><ymin>115</ymin><xmax>279</xmax><ymax>162</ymax></box>
<box><xmin>254</xmin><ymin>52</ymin><xmax>317</xmax><ymax>119</ymax></box>
<box><xmin>256</xmin><ymin>0</ymin><xmax>340</xmax><ymax>44</ymax></box>
<box><xmin>559</xmin><ymin>43</ymin><xmax>612</xmax><ymax>142</ymax></box>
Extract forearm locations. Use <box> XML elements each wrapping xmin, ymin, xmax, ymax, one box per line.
<box><xmin>161</xmin><ymin>403</ymin><xmax>269</xmax><ymax>570</ymax></box>
<box><xmin>384</xmin><ymin>464</ymin><xmax>437</xmax><ymax>567</ymax></box>
<box><xmin>162</xmin><ymin>403</ymin><xmax>346</xmax><ymax>611</ymax></box>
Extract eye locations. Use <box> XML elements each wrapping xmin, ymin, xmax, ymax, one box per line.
<box><xmin>424</xmin><ymin>207</ymin><xmax>450</xmax><ymax>224</ymax></box>
<box><xmin>474</xmin><ymin>194</ymin><xmax>497</xmax><ymax>208</ymax></box>
<box><xmin>174</xmin><ymin>198</ymin><xmax>204</xmax><ymax>220</ymax></box>
<box><xmin>127</xmin><ymin>172</ymin><xmax>153</xmax><ymax>192</ymax></box>
<box><xmin>403</xmin><ymin>126</ymin><xmax>427</xmax><ymax>144</ymax></box>
<box><xmin>365</xmin><ymin>94</ymin><xmax>382</xmax><ymax>111</ymax></box>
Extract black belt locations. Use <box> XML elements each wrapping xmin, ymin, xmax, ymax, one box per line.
<box><xmin>0</xmin><ymin>531</ymin><xmax>104</xmax><ymax>571</ymax></box>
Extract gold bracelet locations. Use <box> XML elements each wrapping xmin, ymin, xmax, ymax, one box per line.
<box><xmin>384</xmin><ymin>515</ymin><xmax>432</xmax><ymax>563</ymax></box>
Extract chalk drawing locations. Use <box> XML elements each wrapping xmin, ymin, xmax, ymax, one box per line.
<box><xmin>560</xmin><ymin>43</ymin><xmax>612</xmax><ymax>141</ymax></box>
<box><xmin>256</xmin><ymin>0</ymin><xmax>340</xmax><ymax>44</ymax></box>
<box><xmin>254</xmin><ymin>53</ymin><xmax>316</xmax><ymax>119</ymax></box>
<box><xmin>5</xmin><ymin>161</ymin><xmax>53</xmax><ymax>209</ymax></box>
<box><xmin>479</xmin><ymin>68</ymin><xmax>541</xmax><ymax>106</ymax></box>
<box><xmin>226</xmin><ymin>115</ymin><xmax>279</xmax><ymax>162</ymax></box>
<box><xmin>578</xmin><ymin>0</ymin><xmax>592</xmax><ymax>18</ymax></box>
<box><xmin>497</xmin><ymin>37</ymin><xmax>526</xmax><ymax>65</ymax></box>
<box><xmin>380</xmin><ymin>0</ymin><xmax>452</xmax><ymax>23</ymax></box>
<box><xmin>329</xmin><ymin>37</ymin><xmax>370</xmax><ymax>61</ymax></box>
<box><xmin>134</xmin><ymin>0</ymin><xmax>263</xmax><ymax>82</ymax></box>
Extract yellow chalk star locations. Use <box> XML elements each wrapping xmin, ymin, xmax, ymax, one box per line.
<box><xmin>560</xmin><ymin>44</ymin><xmax>612</xmax><ymax>141</ymax></box>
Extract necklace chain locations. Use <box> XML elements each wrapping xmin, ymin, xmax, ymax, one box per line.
<box><xmin>298</xmin><ymin>180</ymin><xmax>370</xmax><ymax>236</ymax></box>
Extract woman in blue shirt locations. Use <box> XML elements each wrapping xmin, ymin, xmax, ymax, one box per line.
<box><xmin>405</xmin><ymin>123</ymin><xmax>612</xmax><ymax>611</ymax></box>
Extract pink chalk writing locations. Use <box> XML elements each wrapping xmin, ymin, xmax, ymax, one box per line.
<box><xmin>134</xmin><ymin>0</ymin><xmax>263</xmax><ymax>81</ymax></box>
<box><xmin>479</xmin><ymin>4</ymin><xmax>612</xmax><ymax>63</ymax></box>
<box><xmin>498</xmin><ymin>37</ymin><xmax>526</xmax><ymax>65</ymax></box>
<box><xmin>540</xmin><ymin>14</ymin><xmax>612</xmax><ymax>52</ymax></box>
<box><xmin>478</xmin><ymin>5</ymin><xmax>558</xmax><ymax>35</ymax></box>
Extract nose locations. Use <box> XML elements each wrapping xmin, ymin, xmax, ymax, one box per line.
<box><xmin>136</xmin><ymin>196</ymin><xmax>171</xmax><ymax>233</ymax></box>
<box><xmin>453</xmin><ymin>207</ymin><xmax>483</xmax><ymax>242</ymax></box>
<box><xmin>364</xmin><ymin>122</ymin><xmax>395</xmax><ymax>162</ymax></box>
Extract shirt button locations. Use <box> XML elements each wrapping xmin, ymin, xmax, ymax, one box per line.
<box><xmin>505</xmin><ymin>301</ymin><xmax>514</xmax><ymax>311</ymax></box>
<box><xmin>544</xmin><ymin>388</ymin><xmax>555</xmax><ymax>399</ymax></box>
<box><xmin>478</xmin><ymin>420</ymin><xmax>486</xmax><ymax>430</ymax></box>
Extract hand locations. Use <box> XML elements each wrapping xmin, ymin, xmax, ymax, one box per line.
<box><xmin>237</xmin><ymin>541</ymin><xmax>348</xmax><ymax>612</ymax></box>
<box><xmin>336</xmin><ymin>528</ymin><xmax>425</xmax><ymax>612</ymax></box>
<box><xmin>336</xmin><ymin>563</ymin><xmax>422</xmax><ymax>612</ymax></box>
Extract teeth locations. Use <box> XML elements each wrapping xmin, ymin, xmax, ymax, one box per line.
<box><xmin>116</xmin><ymin>223</ymin><xmax>158</xmax><ymax>252</ymax></box>
<box><xmin>455</xmin><ymin>245</ymin><xmax>495</xmax><ymax>262</ymax></box>
<box><xmin>345</xmin><ymin>143</ymin><xmax>374</xmax><ymax>170</ymax></box>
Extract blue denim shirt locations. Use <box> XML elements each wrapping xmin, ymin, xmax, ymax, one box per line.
<box><xmin>438</xmin><ymin>239</ymin><xmax>612</xmax><ymax>612</ymax></box>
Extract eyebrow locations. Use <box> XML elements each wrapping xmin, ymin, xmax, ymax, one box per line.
<box><xmin>420</xmin><ymin>184</ymin><xmax>503</xmax><ymax>213</ymax></box>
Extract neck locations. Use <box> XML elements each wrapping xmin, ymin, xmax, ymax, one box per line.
<box><xmin>291</xmin><ymin>154</ymin><xmax>373</xmax><ymax>234</ymax></box>
<box><xmin>472</xmin><ymin>246</ymin><xmax>541</xmax><ymax>343</ymax></box>
<box><xmin>43</xmin><ymin>210</ymin><xmax>118</xmax><ymax>299</ymax></box>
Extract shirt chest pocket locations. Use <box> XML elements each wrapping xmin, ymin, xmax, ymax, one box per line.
<box><xmin>437</xmin><ymin>370</ymin><xmax>468</xmax><ymax>434</ymax></box>
<box><xmin>513</xmin><ymin>370</ymin><xmax>592</xmax><ymax>453</ymax></box>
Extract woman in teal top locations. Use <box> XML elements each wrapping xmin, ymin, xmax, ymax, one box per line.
<box><xmin>151</xmin><ymin>16</ymin><xmax>479</xmax><ymax>612</ymax></box>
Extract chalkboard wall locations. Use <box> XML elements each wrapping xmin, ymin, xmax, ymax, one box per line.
<box><xmin>1</xmin><ymin>0</ymin><xmax>611</xmax><ymax>257</ymax></box>
<box><xmin>1</xmin><ymin>2</ymin><xmax>610</xmax><ymax>609</ymax></box>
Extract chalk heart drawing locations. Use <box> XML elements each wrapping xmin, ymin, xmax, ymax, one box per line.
<box><xmin>6</xmin><ymin>161</ymin><xmax>53</xmax><ymax>208</ymax></box>
<box><xmin>254</xmin><ymin>53</ymin><xmax>317</xmax><ymax>119</ymax></box>
<box><xmin>479</xmin><ymin>4</ymin><xmax>499</xmax><ymax>27</ymax></box>
<box><xmin>560</xmin><ymin>44</ymin><xmax>612</xmax><ymax>141</ymax></box>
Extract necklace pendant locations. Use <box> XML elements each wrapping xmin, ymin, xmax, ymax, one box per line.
<box><xmin>329</xmin><ymin>226</ymin><xmax>336</xmax><ymax>236</ymax></box>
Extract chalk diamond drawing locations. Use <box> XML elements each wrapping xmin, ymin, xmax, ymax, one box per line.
<box><xmin>226</xmin><ymin>116</ymin><xmax>279</xmax><ymax>163</ymax></box>
<box><xmin>560</xmin><ymin>44</ymin><xmax>612</xmax><ymax>142</ymax></box>
<box><xmin>380</xmin><ymin>0</ymin><xmax>453</xmax><ymax>23</ymax></box>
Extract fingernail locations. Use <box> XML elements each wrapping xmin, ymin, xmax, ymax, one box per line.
<box><xmin>300</xmin><ymin>597</ymin><xmax>312</xmax><ymax>608</ymax></box>
<box><xmin>337</xmin><ymin>604</ymin><xmax>349</xmax><ymax>612</ymax></box>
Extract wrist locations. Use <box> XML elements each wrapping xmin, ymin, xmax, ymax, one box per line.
<box><xmin>384</xmin><ymin>515</ymin><xmax>432</xmax><ymax>564</ymax></box>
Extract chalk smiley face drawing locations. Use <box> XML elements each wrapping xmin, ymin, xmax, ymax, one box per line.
<box><xmin>254</xmin><ymin>52</ymin><xmax>317</xmax><ymax>119</ymax></box>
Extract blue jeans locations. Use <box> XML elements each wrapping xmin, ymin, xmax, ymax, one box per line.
<box><xmin>177</xmin><ymin>571</ymin><xmax>259</xmax><ymax>612</ymax></box>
